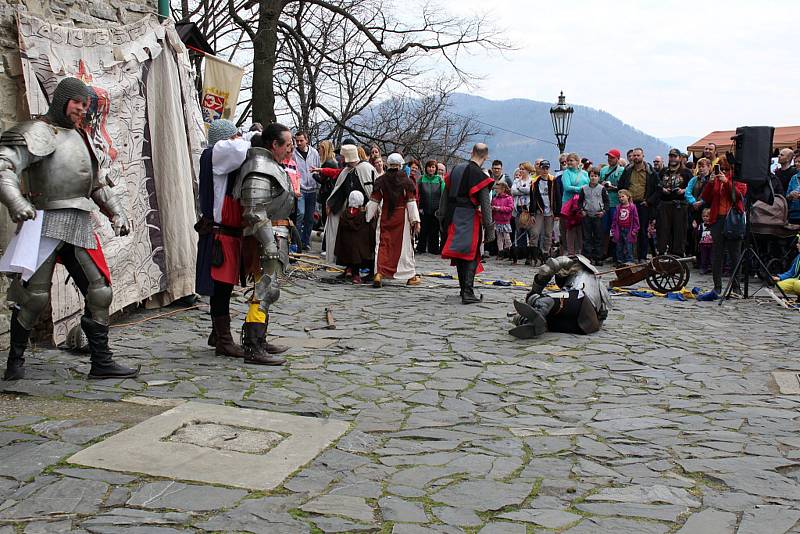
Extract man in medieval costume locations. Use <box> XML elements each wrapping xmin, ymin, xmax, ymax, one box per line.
<box><xmin>324</xmin><ymin>144</ymin><xmax>376</xmax><ymax>265</ymax></box>
<box><xmin>0</xmin><ymin>77</ymin><xmax>138</xmax><ymax>380</ymax></box>
<box><xmin>367</xmin><ymin>153</ymin><xmax>422</xmax><ymax>287</ymax></box>
<box><xmin>509</xmin><ymin>254</ymin><xmax>611</xmax><ymax>339</ymax></box>
<box><xmin>437</xmin><ymin>143</ymin><xmax>495</xmax><ymax>304</ymax></box>
<box><xmin>232</xmin><ymin>123</ymin><xmax>295</xmax><ymax>365</ymax></box>
<box><xmin>195</xmin><ymin>119</ymin><xmax>252</xmax><ymax>359</ymax></box>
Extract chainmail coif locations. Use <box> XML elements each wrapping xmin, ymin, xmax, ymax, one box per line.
<box><xmin>45</xmin><ymin>77</ymin><xmax>91</xmax><ymax>129</ymax></box>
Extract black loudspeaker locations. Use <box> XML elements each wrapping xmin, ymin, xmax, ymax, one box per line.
<box><xmin>731</xmin><ymin>126</ymin><xmax>774</xmax><ymax>185</ymax></box>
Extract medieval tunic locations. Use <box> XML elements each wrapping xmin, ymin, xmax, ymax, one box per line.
<box><xmin>195</xmin><ymin>137</ymin><xmax>250</xmax><ymax>295</ymax></box>
<box><xmin>324</xmin><ymin>161</ymin><xmax>376</xmax><ymax>264</ymax></box>
<box><xmin>367</xmin><ymin>172</ymin><xmax>420</xmax><ymax>281</ymax></box>
<box><xmin>440</xmin><ymin>161</ymin><xmax>494</xmax><ymax>271</ymax></box>
<box><xmin>334</xmin><ymin>208</ymin><xmax>375</xmax><ymax>267</ymax></box>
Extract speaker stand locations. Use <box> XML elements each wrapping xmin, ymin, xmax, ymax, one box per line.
<box><xmin>718</xmin><ymin>182</ymin><xmax>789</xmax><ymax>304</ymax></box>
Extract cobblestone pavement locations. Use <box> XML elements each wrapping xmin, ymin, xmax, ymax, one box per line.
<box><xmin>0</xmin><ymin>251</ymin><xmax>799</xmax><ymax>533</ymax></box>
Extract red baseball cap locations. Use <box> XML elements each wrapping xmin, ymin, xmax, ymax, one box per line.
<box><xmin>606</xmin><ymin>149</ymin><xmax>621</xmax><ymax>159</ymax></box>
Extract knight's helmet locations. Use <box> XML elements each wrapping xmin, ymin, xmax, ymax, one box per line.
<box><xmin>44</xmin><ymin>77</ymin><xmax>91</xmax><ymax>129</ymax></box>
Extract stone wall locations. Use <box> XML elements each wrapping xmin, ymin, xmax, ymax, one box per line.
<box><xmin>0</xmin><ymin>0</ymin><xmax>159</xmax><ymax>345</ymax></box>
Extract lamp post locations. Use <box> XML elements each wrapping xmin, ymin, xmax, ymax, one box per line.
<box><xmin>549</xmin><ymin>91</ymin><xmax>574</xmax><ymax>156</ymax></box>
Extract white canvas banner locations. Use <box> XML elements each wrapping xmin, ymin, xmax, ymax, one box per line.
<box><xmin>200</xmin><ymin>55</ymin><xmax>244</xmax><ymax>126</ymax></box>
<box><xmin>15</xmin><ymin>12</ymin><xmax>203</xmax><ymax>342</ymax></box>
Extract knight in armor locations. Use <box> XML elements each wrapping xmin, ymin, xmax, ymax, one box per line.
<box><xmin>0</xmin><ymin>77</ymin><xmax>137</xmax><ymax>380</ymax></box>
<box><xmin>437</xmin><ymin>143</ymin><xmax>496</xmax><ymax>304</ymax></box>
<box><xmin>509</xmin><ymin>255</ymin><xmax>611</xmax><ymax>339</ymax></box>
<box><xmin>231</xmin><ymin>123</ymin><xmax>295</xmax><ymax>365</ymax></box>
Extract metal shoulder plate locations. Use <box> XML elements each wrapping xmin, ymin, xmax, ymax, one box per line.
<box><xmin>239</xmin><ymin>147</ymin><xmax>291</xmax><ymax>193</ymax></box>
<box><xmin>0</xmin><ymin>120</ymin><xmax>57</xmax><ymax>157</ymax></box>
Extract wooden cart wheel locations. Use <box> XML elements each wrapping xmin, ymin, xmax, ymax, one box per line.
<box><xmin>646</xmin><ymin>255</ymin><xmax>689</xmax><ymax>293</ymax></box>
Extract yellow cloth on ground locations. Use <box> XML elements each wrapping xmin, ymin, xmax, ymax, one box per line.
<box><xmin>778</xmin><ymin>278</ymin><xmax>800</xmax><ymax>296</ymax></box>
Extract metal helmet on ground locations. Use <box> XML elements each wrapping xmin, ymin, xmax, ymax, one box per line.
<box><xmin>572</xmin><ymin>254</ymin><xmax>599</xmax><ymax>274</ymax></box>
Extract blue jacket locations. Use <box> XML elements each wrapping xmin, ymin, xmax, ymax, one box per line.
<box><xmin>787</xmin><ymin>173</ymin><xmax>800</xmax><ymax>222</ymax></box>
<box><xmin>778</xmin><ymin>253</ymin><xmax>800</xmax><ymax>281</ymax></box>
<box><xmin>685</xmin><ymin>176</ymin><xmax>709</xmax><ymax>205</ymax></box>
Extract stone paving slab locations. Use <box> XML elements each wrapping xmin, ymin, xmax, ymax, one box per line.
<box><xmin>68</xmin><ymin>401</ymin><xmax>349</xmax><ymax>490</ymax></box>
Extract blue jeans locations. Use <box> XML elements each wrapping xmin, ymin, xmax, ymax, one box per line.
<box><xmin>616</xmin><ymin>229</ymin><xmax>634</xmax><ymax>263</ymax></box>
<box><xmin>293</xmin><ymin>196</ymin><xmax>304</xmax><ymax>235</ymax></box>
<box><xmin>299</xmin><ymin>191</ymin><xmax>317</xmax><ymax>248</ymax></box>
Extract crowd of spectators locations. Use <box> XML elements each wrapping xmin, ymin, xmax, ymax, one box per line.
<box><xmin>267</xmin><ymin>128</ymin><xmax>800</xmax><ymax>300</ymax></box>
<box><xmin>482</xmin><ymin>143</ymin><xmax>800</xmax><ymax>300</ymax></box>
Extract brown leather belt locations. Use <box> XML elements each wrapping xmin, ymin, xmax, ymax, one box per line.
<box><xmin>271</xmin><ymin>219</ymin><xmax>292</xmax><ymax>227</ymax></box>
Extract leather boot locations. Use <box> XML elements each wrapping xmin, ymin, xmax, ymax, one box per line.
<box><xmin>4</xmin><ymin>310</ymin><xmax>29</xmax><ymax>381</ymax></box>
<box><xmin>212</xmin><ymin>316</ymin><xmax>245</xmax><ymax>358</ymax></box>
<box><xmin>81</xmin><ymin>316</ymin><xmax>139</xmax><ymax>379</ymax></box>
<box><xmin>524</xmin><ymin>246</ymin><xmax>533</xmax><ymax>265</ymax></box>
<box><xmin>241</xmin><ymin>322</ymin><xmax>286</xmax><ymax>366</ymax></box>
<box><xmin>207</xmin><ymin>322</ymin><xmax>216</xmax><ymax>347</ymax></box>
<box><xmin>263</xmin><ymin>318</ymin><xmax>288</xmax><ymax>355</ymax></box>
<box><xmin>508</xmin><ymin>300</ymin><xmax>548</xmax><ymax>338</ymax></box>
<box><xmin>455</xmin><ymin>261</ymin><xmax>466</xmax><ymax>298</ymax></box>
<box><xmin>461</xmin><ymin>260</ymin><xmax>483</xmax><ymax>304</ymax></box>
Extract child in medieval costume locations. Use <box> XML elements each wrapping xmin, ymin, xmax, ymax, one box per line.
<box><xmin>334</xmin><ymin>191</ymin><xmax>375</xmax><ymax>284</ymax></box>
<box><xmin>324</xmin><ymin>144</ymin><xmax>375</xmax><ymax>265</ymax></box>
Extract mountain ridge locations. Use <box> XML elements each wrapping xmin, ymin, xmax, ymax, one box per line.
<box><xmin>449</xmin><ymin>93</ymin><xmax>671</xmax><ymax>168</ymax></box>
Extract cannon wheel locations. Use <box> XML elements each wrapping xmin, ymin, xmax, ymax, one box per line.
<box><xmin>646</xmin><ymin>255</ymin><xmax>689</xmax><ymax>293</ymax></box>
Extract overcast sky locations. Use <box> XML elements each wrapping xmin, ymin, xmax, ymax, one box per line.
<box><xmin>448</xmin><ymin>0</ymin><xmax>800</xmax><ymax>140</ymax></box>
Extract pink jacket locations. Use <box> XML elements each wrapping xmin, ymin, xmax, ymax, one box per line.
<box><xmin>491</xmin><ymin>193</ymin><xmax>514</xmax><ymax>225</ymax></box>
<box><xmin>283</xmin><ymin>157</ymin><xmax>301</xmax><ymax>195</ymax></box>
<box><xmin>611</xmin><ymin>203</ymin><xmax>640</xmax><ymax>243</ymax></box>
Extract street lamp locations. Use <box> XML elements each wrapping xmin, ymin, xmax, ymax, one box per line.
<box><xmin>549</xmin><ymin>91</ymin><xmax>574</xmax><ymax>155</ymax></box>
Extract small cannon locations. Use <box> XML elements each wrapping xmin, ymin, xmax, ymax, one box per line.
<box><xmin>609</xmin><ymin>254</ymin><xmax>693</xmax><ymax>293</ymax></box>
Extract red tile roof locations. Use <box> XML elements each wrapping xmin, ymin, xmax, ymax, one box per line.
<box><xmin>688</xmin><ymin>126</ymin><xmax>800</xmax><ymax>154</ymax></box>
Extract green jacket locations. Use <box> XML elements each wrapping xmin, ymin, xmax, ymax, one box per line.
<box><xmin>600</xmin><ymin>164</ymin><xmax>625</xmax><ymax>208</ymax></box>
<box><xmin>418</xmin><ymin>173</ymin><xmax>445</xmax><ymax>214</ymax></box>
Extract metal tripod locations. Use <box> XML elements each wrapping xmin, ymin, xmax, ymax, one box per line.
<box><xmin>719</xmin><ymin>194</ymin><xmax>789</xmax><ymax>304</ymax></box>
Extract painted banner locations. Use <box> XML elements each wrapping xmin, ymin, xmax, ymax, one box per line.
<box><xmin>201</xmin><ymin>54</ymin><xmax>244</xmax><ymax>126</ymax></box>
<box><xmin>15</xmin><ymin>12</ymin><xmax>203</xmax><ymax>343</ymax></box>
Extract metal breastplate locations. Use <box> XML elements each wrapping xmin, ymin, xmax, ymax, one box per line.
<box><xmin>238</xmin><ymin>148</ymin><xmax>294</xmax><ymax>222</ymax></box>
<box><xmin>249</xmin><ymin>175</ymin><xmax>294</xmax><ymax>221</ymax></box>
<box><xmin>26</xmin><ymin>128</ymin><xmax>96</xmax><ymax>212</ymax></box>
<box><xmin>564</xmin><ymin>270</ymin><xmax>603</xmax><ymax>311</ymax></box>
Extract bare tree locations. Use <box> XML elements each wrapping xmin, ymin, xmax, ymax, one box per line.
<box><xmin>173</xmin><ymin>0</ymin><xmax>507</xmax><ymax>156</ymax></box>
<box><xmin>339</xmin><ymin>81</ymin><xmax>487</xmax><ymax>167</ymax></box>
<box><xmin>222</xmin><ymin>0</ymin><xmax>506</xmax><ymax>125</ymax></box>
